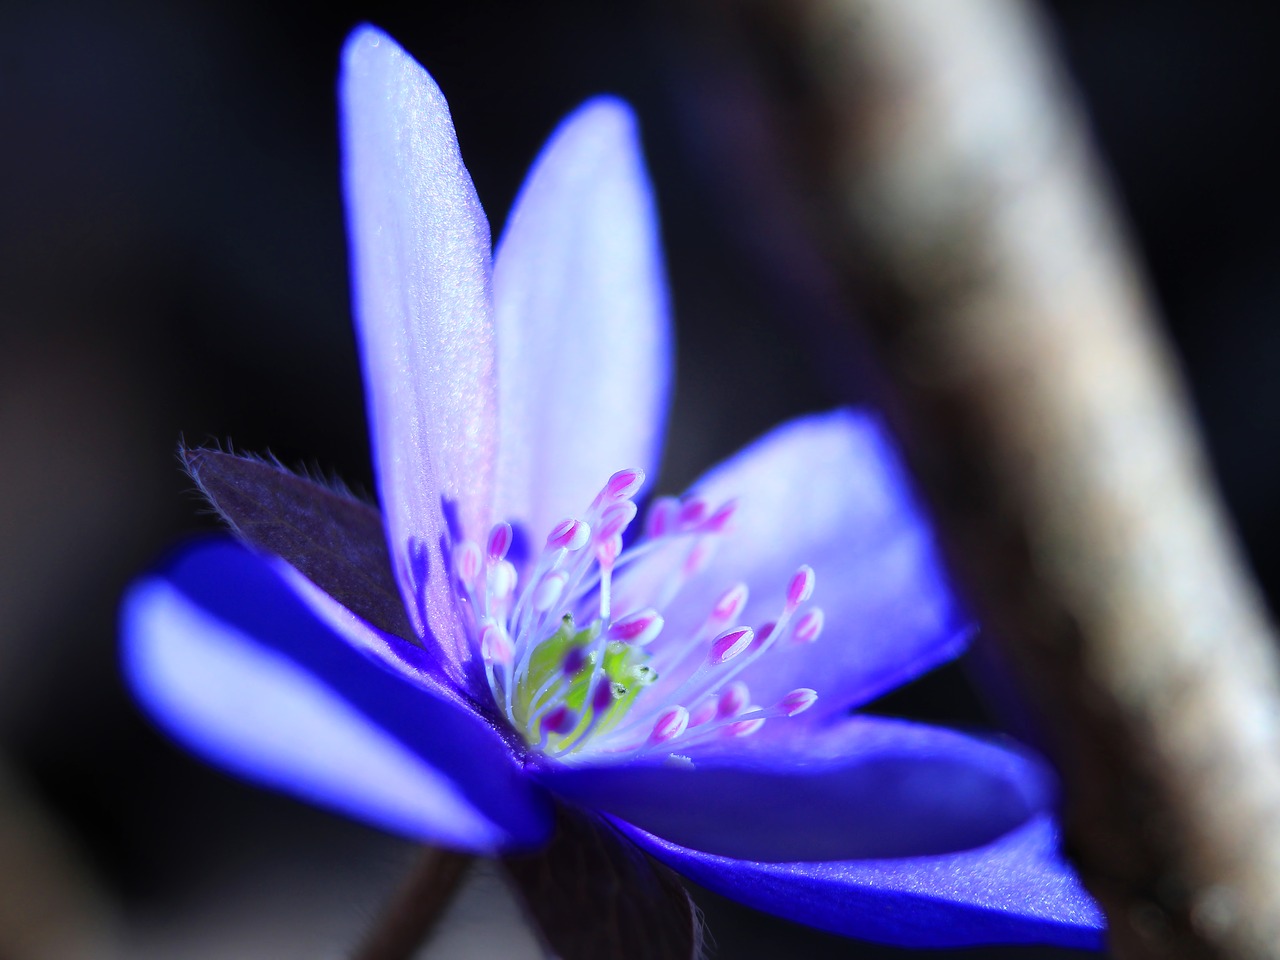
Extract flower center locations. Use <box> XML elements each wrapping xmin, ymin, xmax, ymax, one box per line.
<box><xmin>452</xmin><ymin>469</ymin><xmax>823</xmax><ymax>763</ymax></box>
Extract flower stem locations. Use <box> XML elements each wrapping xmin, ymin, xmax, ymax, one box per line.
<box><xmin>351</xmin><ymin>846</ymin><xmax>472</xmax><ymax>960</ymax></box>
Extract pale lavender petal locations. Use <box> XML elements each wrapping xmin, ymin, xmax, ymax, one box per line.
<box><xmin>619</xmin><ymin>813</ymin><xmax>1104</xmax><ymax>949</ymax></box>
<box><xmin>341</xmin><ymin>26</ymin><xmax>497</xmax><ymax>681</ymax></box>
<box><xmin>122</xmin><ymin>539</ymin><xmax>551</xmax><ymax>852</ymax></box>
<box><xmin>539</xmin><ymin>717</ymin><xmax>1043</xmax><ymax>863</ymax></box>
<box><xmin>492</xmin><ymin>97</ymin><xmax>671</xmax><ymax>540</ymax></box>
<box><xmin>628</xmin><ymin>409</ymin><xmax>968</xmax><ymax>717</ymax></box>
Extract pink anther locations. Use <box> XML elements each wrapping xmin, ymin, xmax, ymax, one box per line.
<box><xmin>649</xmin><ymin>706</ymin><xmax>690</xmax><ymax>744</ymax></box>
<box><xmin>750</xmin><ymin>621</ymin><xmax>775</xmax><ymax>653</ymax></box>
<box><xmin>455</xmin><ymin>540</ymin><xmax>482</xmax><ymax>587</ymax></box>
<box><xmin>728</xmin><ymin>717</ymin><xmax>766</xmax><ymax>737</ymax></box>
<box><xmin>710</xmin><ymin>626</ymin><xmax>754</xmax><ymax>665</ymax></box>
<box><xmin>608</xmin><ymin>609</ymin><xmax>664</xmax><ymax>647</ymax></box>
<box><xmin>711</xmin><ymin>583</ymin><xmax>749</xmax><ymax>624</ymax></box>
<box><xmin>786</xmin><ymin>565</ymin><xmax>816</xmax><ymax>609</ymax></box>
<box><xmin>683</xmin><ymin>540</ymin><xmax>715</xmax><ymax>578</ymax></box>
<box><xmin>793</xmin><ymin>608</ymin><xmax>824</xmax><ymax>644</ymax></box>
<box><xmin>547</xmin><ymin>518</ymin><xmax>590</xmax><ymax>551</ymax></box>
<box><xmin>604</xmin><ymin>468</ymin><xmax>645</xmax><ymax>502</ymax></box>
<box><xmin>688</xmin><ymin>697</ymin><xmax>718</xmax><ymax>727</ymax></box>
<box><xmin>677</xmin><ymin>498</ymin><xmax>709</xmax><ymax>530</ymax></box>
<box><xmin>645</xmin><ymin>497</ymin><xmax>679</xmax><ymax>537</ymax></box>
<box><xmin>778</xmin><ymin>688</ymin><xmax>818</xmax><ymax>717</ymax></box>
<box><xmin>717</xmin><ymin>681</ymin><xmax>751</xmax><ymax>718</ymax></box>
<box><xmin>596</xmin><ymin>534</ymin><xmax>622</xmax><ymax>569</ymax></box>
<box><xmin>701</xmin><ymin>499</ymin><xmax>738</xmax><ymax>534</ymax></box>
<box><xmin>486</xmin><ymin>521</ymin><xmax>513</xmax><ymax>561</ymax></box>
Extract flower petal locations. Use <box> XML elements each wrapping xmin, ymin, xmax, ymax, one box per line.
<box><xmin>539</xmin><ymin>716</ymin><xmax>1045</xmax><ymax>863</ymax></box>
<box><xmin>492</xmin><ymin>97</ymin><xmax>671</xmax><ymax>540</ymax></box>
<box><xmin>341</xmin><ymin>26</ymin><xmax>497</xmax><ymax>680</ymax></box>
<box><xmin>635</xmin><ymin>409</ymin><xmax>968</xmax><ymax>716</ymax></box>
<box><xmin>502</xmin><ymin>804</ymin><xmax>703</xmax><ymax>960</ymax></box>
<box><xmin>121</xmin><ymin>538</ymin><xmax>551</xmax><ymax>853</ymax></box>
<box><xmin>182</xmin><ymin>445</ymin><xmax>415</xmax><ymax>644</ymax></box>
<box><xmin>618</xmin><ymin>812</ymin><xmax>1104</xmax><ymax>949</ymax></box>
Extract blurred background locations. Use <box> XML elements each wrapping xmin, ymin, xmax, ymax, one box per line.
<box><xmin>1</xmin><ymin>1</ymin><xmax>1277</xmax><ymax>957</ymax></box>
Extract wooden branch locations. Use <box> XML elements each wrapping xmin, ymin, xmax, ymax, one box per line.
<box><xmin>351</xmin><ymin>847</ymin><xmax>471</xmax><ymax>960</ymax></box>
<box><xmin>708</xmin><ymin>1</ymin><xmax>1280</xmax><ymax>957</ymax></box>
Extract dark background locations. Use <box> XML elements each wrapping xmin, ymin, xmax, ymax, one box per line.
<box><xmin>1</xmin><ymin>2</ymin><xmax>1276</xmax><ymax>957</ymax></box>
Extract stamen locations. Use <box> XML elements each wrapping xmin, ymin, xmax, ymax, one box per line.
<box><xmin>787</xmin><ymin>565</ymin><xmax>816</xmax><ymax>609</ymax></box>
<box><xmin>488</xmin><ymin>559</ymin><xmax>517</xmax><ymax>601</ymax></box>
<box><xmin>702</xmin><ymin>499</ymin><xmax>737</xmax><ymax>534</ymax></box>
<box><xmin>467</xmin><ymin>463</ymin><xmax>824</xmax><ymax>764</ymax></box>
<box><xmin>717</xmin><ymin>681</ymin><xmax>751</xmax><ymax>718</ymax></box>
<box><xmin>533</xmin><ymin>572</ymin><xmax>567</xmax><ymax>612</ymax></box>
<box><xmin>710</xmin><ymin>626</ymin><xmax>754</xmax><ymax>665</ymax></box>
<box><xmin>677</xmin><ymin>498</ymin><xmax>709</xmax><ymax>530</ymax></box>
<box><xmin>599</xmin><ymin>500</ymin><xmax>638</xmax><ymax>540</ymax></box>
<box><xmin>778</xmin><ymin>688</ymin><xmax>818</xmax><ymax>716</ymax></box>
<box><xmin>487</xmin><ymin>522</ymin><xmax>513</xmax><ymax>561</ymax></box>
<box><xmin>480</xmin><ymin>623</ymin><xmax>513</xmax><ymax>665</ymax></box>
<box><xmin>608</xmin><ymin>609</ymin><xmax>664</xmax><ymax>647</ymax></box>
<box><xmin>728</xmin><ymin>717</ymin><xmax>766</xmax><ymax>737</ymax></box>
<box><xmin>645</xmin><ymin>497</ymin><xmax>679</xmax><ymax>537</ymax></box>
<box><xmin>649</xmin><ymin>706</ymin><xmax>689</xmax><ymax>745</ymax></box>
<box><xmin>688</xmin><ymin>696</ymin><xmax>718</xmax><ymax>727</ymax></box>
<box><xmin>793</xmin><ymin>608</ymin><xmax>824</xmax><ymax>644</ymax></box>
<box><xmin>683</xmin><ymin>539</ymin><xmax>715</xmax><ymax>577</ymax></box>
<box><xmin>603</xmin><ymin>468</ymin><xmax>645</xmax><ymax>503</ymax></box>
<box><xmin>455</xmin><ymin>540</ymin><xmax>482</xmax><ymax>587</ymax></box>
<box><xmin>710</xmin><ymin>583</ymin><xmax>749</xmax><ymax>625</ymax></box>
<box><xmin>547</xmin><ymin>518</ymin><xmax>591</xmax><ymax>551</ymax></box>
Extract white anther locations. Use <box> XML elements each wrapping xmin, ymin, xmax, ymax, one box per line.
<box><xmin>480</xmin><ymin>623</ymin><xmax>514</xmax><ymax>666</ymax></box>
<box><xmin>533</xmin><ymin>573</ymin><xmax>567</xmax><ymax>612</ymax></box>
<box><xmin>488</xmin><ymin>559</ymin><xmax>517</xmax><ymax>600</ymax></box>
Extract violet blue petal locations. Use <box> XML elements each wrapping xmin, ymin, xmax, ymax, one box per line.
<box><xmin>633</xmin><ymin>409</ymin><xmax>968</xmax><ymax>717</ymax></box>
<box><xmin>618</xmin><ymin>812</ymin><xmax>1104</xmax><ymax>949</ymax></box>
<box><xmin>492</xmin><ymin>98</ymin><xmax>671</xmax><ymax>539</ymax></box>
<box><xmin>121</xmin><ymin>538</ymin><xmax>551</xmax><ymax>853</ymax></box>
<box><xmin>341</xmin><ymin>25</ymin><xmax>497</xmax><ymax>685</ymax></box>
<box><xmin>538</xmin><ymin>716</ymin><xmax>1044</xmax><ymax>863</ymax></box>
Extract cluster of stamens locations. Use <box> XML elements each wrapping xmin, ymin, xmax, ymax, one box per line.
<box><xmin>452</xmin><ymin>469</ymin><xmax>824</xmax><ymax>763</ymax></box>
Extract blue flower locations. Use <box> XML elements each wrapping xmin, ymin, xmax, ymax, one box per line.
<box><xmin>120</xmin><ymin>26</ymin><xmax>1103</xmax><ymax>950</ymax></box>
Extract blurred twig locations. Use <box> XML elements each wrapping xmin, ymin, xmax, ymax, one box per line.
<box><xmin>351</xmin><ymin>847</ymin><xmax>471</xmax><ymax>960</ymax></box>
<box><xmin>0</xmin><ymin>761</ymin><xmax>116</xmax><ymax>959</ymax></box>
<box><xmin>701</xmin><ymin>1</ymin><xmax>1280</xmax><ymax>957</ymax></box>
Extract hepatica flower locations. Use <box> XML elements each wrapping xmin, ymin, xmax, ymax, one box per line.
<box><xmin>122</xmin><ymin>26</ymin><xmax>1103</xmax><ymax>952</ymax></box>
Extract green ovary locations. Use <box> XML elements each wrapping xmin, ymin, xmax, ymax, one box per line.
<box><xmin>513</xmin><ymin>614</ymin><xmax>657</xmax><ymax>752</ymax></box>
